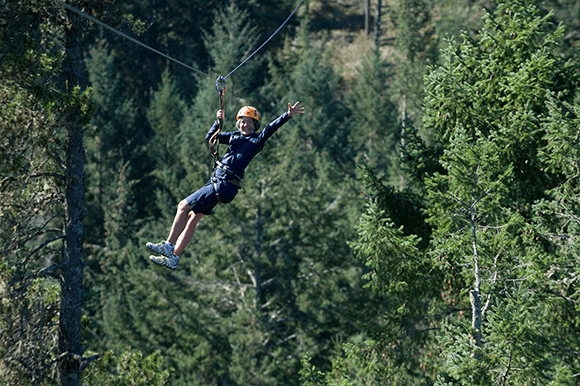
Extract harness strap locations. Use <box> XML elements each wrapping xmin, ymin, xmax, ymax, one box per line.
<box><xmin>213</xmin><ymin>162</ymin><xmax>243</xmax><ymax>188</ymax></box>
<box><xmin>211</xmin><ymin>176</ymin><xmax>222</xmax><ymax>203</ymax></box>
<box><xmin>210</xmin><ymin>174</ymin><xmax>242</xmax><ymax>204</ymax></box>
<box><xmin>216</xmin><ymin>160</ymin><xmax>244</xmax><ymax>181</ymax></box>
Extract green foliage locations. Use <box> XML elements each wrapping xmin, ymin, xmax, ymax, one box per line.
<box><xmin>346</xmin><ymin>47</ymin><xmax>399</xmax><ymax>179</ymax></box>
<box><xmin>83</xmin><ymin>348</ymin><xmax>172</xmax><ymax>386</ymax></box>
<box><xmin>418</xmin><ymin>0</ymin><xmax>580</xmax><ymax>383</ymax></box>
<box><xmin>0</xmin><ymin>271</ymin><xmax>61</xmax><ymax>384</ymax></box>
<box><xmin>147</xmin><ymin>69</ymin><xmax>188</xmax><ymax>214</ymax></box>
<box><xmin>300</xmin><ymin>356</ymin><xmax>328</xmax><ymax>386</ymax></box>
<box><xmin>286</xmin><ymin>44</ymin><xmax>351</xmax><ymax>168</ymax></box>
<box><xmin>305</xmin><ymin>1</ymin><xmax>580</xmax><ymax>385</ymax></box>
<box><xmin>203</xmin><ymin>2</ymin><xmax>263</xmax><ymax>96</ymax></box>
<box><xmin>388</xmin><ymin>0</ymin><xmax>440</xmax><ymax>131</ymax></box>
<box><xmin>541</xmin><ymin>0</ymin><xmax>580</xmax><ymax>59</ymax></box>
<box><xmin>84</xmin><ymin>39</ymin><xmax>151</xmax><ymax>243</ymax></box>
<box><xmin>1</xmin><ymin>2</ymin><xmax>68</xmax><ymax>382</ymax></box>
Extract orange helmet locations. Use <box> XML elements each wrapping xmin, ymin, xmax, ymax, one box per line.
<box><xmin>236</xmin><ymin>106</ymin><xmax>260</xmax><ymax>122</ymax></box>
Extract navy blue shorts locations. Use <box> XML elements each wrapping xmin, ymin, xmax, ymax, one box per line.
<box><xmin>185</xmin><ymin>179</ymin><xmax>239</xmax><ymax>215</ymax></box>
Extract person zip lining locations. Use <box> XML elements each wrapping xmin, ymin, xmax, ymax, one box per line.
<box><xmin>147</xmin><ymin>101</ymin><xmax>304</xmax><ymax>269</ymax></box>
<box><xmin>52</xmin><ymin>0</ymin><xmax>305</xmax><ymax>268</ymax></box>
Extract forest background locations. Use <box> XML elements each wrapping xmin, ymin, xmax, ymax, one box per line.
<box><xmin>1</xmin><ymin>0</ymin><xmax>580</xmax><ymax>385</ymax></box>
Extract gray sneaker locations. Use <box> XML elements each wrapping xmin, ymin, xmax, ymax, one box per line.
<box><xmin>146</xmin><ymin>240</ymin><xmax>174</xmax><ymax>257</ymax></box>
<box><xmin>149</xmin><ymin>253</ymin><xmax>179</xmax><ymax>269</ymax></box>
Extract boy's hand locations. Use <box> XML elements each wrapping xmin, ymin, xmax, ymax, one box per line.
<box><xmin>287</xmin><ymin>101</ymin><xmax>305</xmax><ymax>117</ymax></box>
<box><xmin>216</xmin><ymin>109</ymin><xmax>225</xmax><ymax>120</ymax></box>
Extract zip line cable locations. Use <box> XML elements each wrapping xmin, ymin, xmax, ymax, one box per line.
<box><xmin>224</xmin><ymin>0</ymin><xmax>303</xmax><ymax>80</ymax></box>
<box><xmin>54</xmin><ymin>0</ymin><xmax>303</xmax><ymax>161</ymax></box>
<box><xmin>53</xmin><ymin>0</ymin><xmax>303</xmax><ymax>82</ymax></box>
<box><xmin>54</xmin><ymin>0</ymin><xmax>213</xmax><ymax>78</ymax></box>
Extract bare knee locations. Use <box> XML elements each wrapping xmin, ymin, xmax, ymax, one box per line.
<box><xmin>178</xmin><ymin>199</ymin><xmax>191</xmax><ymax>214</ymax></box>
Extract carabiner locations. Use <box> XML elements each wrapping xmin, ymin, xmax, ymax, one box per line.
<box><xmin>216</xmin><ymin>76</ymin><xmax>226</xmax><ymax>95</ymax></box>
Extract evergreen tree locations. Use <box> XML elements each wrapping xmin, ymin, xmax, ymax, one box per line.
<box><xmin>285</xmin><ymin>44</ymin><xmax>352</xmax><ymax>168</ymax></box>
<box><xmin>388</xmin><ymin>0</ymin><xmax>439</xmax><ymax>132</ymax></box>
<box><xmin>1</xmin><ymin>0</ymin><xmax>101</xmax><ymax>383</ymax></box>
<box><xmin>345</xmin><ymin>46</ymin><xmax>399</xmax><ymax>184</ymax></box>
<box><xmin>411</xmin><ymin>0</ymin><xmax>578</xmax><ymax>384</ymax></box>
<box><xmin>84</xmin><ymin>38</ymin><xmax>148</xmax><ymax>245</ymax></box>
<box><xmin>147</xmin><ymin>68</ymin><xmax>187</xmax><ymax>214</ymax></box>
<box><xmin>203</xmin><ymin>1</ymin><xmax>263</xmax><ymax>98</ymax></box>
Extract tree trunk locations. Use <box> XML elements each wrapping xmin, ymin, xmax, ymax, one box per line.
<box><xmin>470</xmin><ymin>204</ymin><xmax>483</xmax><ymax>348</ymax></box>
<box><xmin>59</xmin><ymin>8</ymin><xmax>87</xmax><ymax>386</ymax></box>
<box><xmin>375</xmin><ymin>0</ymin><xmax>382</xmax><ymax>45</ymax></box>
<box><xmin>365</xmin><ymin>0</ymin><xmax>371</xmax><ymax>35</ymax></box>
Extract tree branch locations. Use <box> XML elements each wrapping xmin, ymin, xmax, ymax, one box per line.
<box><xmin>499</xmin><ymin>344</ymin><xmax>513</xmax><ymax>386</ymax></box>
<box><xmin>20</xmin><ymin>235</ymin><xmax>65</xmax><ymax>268</ymax></box>
<box><xmin>30</xmin><ymin>173</ymin><xmax>65</xmax><ymax>181</ymax></box>
<box><xmin>79</xmin><ymin>354</ymin><xmax>100</xmax><ymax>373</ymax></box>
<box><xmin>37</xmin><ymin>264</ymin><xmax>62</xmax><ymax>279</ymax></box>
<box><xmin>482</xmin><ymin>253</ymin><xmax>499</xmax><ymax>317</ymax></box>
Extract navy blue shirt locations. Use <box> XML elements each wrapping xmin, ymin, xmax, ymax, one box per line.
<box><xmin>206</xmin><ymin>112</ymin><xmax>291</xmax><ymax>179</ymax></box>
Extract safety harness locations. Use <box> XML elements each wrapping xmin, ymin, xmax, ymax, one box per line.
<box><xmin>210</xmin><ymin>161</ymin><xmax>244</xmax><ymax>202</ymax></box>
<box><xmin>212</xmin><ymin>159</ymin><xmax>243</xmax><ymax>188</ymax></box>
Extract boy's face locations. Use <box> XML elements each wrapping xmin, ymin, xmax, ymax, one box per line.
<box><xmin>238</xmin><ymin>117</ymin><xmax>255</xmax><ymax>135</ymax></box>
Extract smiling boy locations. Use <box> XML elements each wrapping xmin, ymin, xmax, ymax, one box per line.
<box><xmin>147</xmin><ymin>101</ymin><xmax>304</xmax><ymax>269</ymax></box>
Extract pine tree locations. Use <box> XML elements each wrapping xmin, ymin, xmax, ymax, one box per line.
<box><xmin>147</xmin><ymin>68</ymin><xmax>187</xmax><ymax>215</ymax></box>
<box><xmin>388</xmin><ymin>0</ymin><xmax>439</xmax><ymax>132</ymax></box>
<box><xmin>420</xmin><ymin>1</ymin><xmax>579</xmax><ymax>383</ymax></box>
<box><xmin>345</xmin><ymin>46</ymin><xmax>399</xmax><ymax>184</ymax></box>
<box><xmin>203</xmin><ymin>2</ymin><xmax>263</xmax><ymax>100</ymax></box>
<box><xmin>84</xmin><ymin>38</ymin><xmax>148</xmax><ymax>245</ymax></box>
<box><xmin>1</xmin><ymin>0</ymin><xmax>100</xmax><ymax>383</ymax></box>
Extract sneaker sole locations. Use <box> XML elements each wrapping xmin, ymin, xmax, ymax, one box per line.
<box><xmin>149</xmin><ymin>255</ymin><xmax>178</xmax><ymax>270</ymax></box>
<box><xmin>146</xmin><ymin>243</ymin><xmax>174</xmax><ymax>258</ymax></box>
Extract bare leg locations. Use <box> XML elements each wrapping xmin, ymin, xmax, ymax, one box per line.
<box><xmin>166</xmin><ymin>200</ymin><xmax>192</xmax><ymax>245</ymax></box>
<box><xmin>174</xmin><ymin>211</ymin><xmax>204</xmax><ymax>256</ymax></box>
